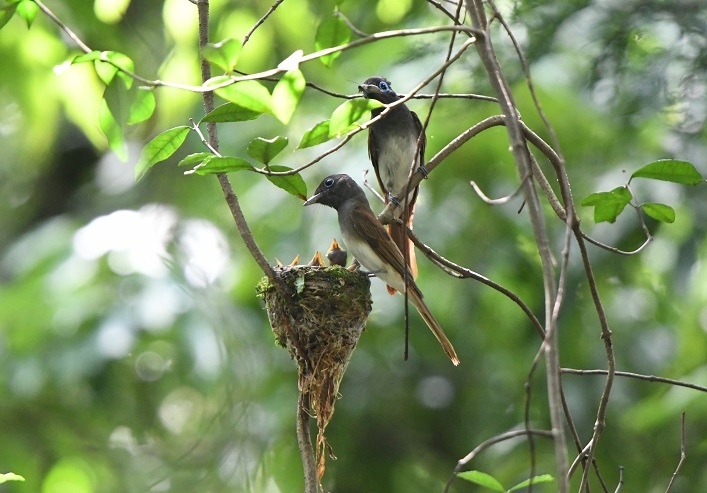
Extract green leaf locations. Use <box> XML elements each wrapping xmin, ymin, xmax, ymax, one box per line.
<box><xmin>329</xmin><ymin>99</ymin><xmax>382</xmax><ymax>137</ymax></box>
<box><xmin>272</xmin><ymin>69</ymin><xmax>306</xmax><ymax>124</ymax></box>
<box><xmin>201</xmin><ymin>102</ymin><xmax>261</xmax><ymax>123</ymax></box>
<box><xmin>16</xmin><ymin>0</ymin><xmax>38</xmax><ymax>28</ymax></box>
<box><xmin>508</xmin><ymin>474</ymin><xmax>555</xmax><ymax>492</ymax></box>
<box><xmin>247</xmin><ymin>136</ymin><xmax>288</xmax><ymax>165</ymax></box>
<box><xmin>135</xmin><ymin>126</ymin><xmax>190</xmax><ymax>180</ymax></box>
<box><xmin>71</xmin><ymin>51</ymin><xmax>102</xmax><ymax>64</ymax></box>
<box><xmin>214</xmin><ymin>80</ymin><xmax>272</xmax><ymax>115</ymax></box>
<box><xmin>0</xmin><ymin>4</ymin><xmax>18</xmax><ymax>31</ymax></box>
<box><xmin>630</xmin><ymin>159</ymin><xmax>704</xmax><ymax>185</ymax></box>
<box><xmin>298</xmin><ymin>120</ymin><xmax>332</xmax><ymax>148</ymax></box>
<box><xmin>177</xmin><ymin>152</ymin><xmax>213</xmax><ymax>168</ymax></box>
<box><xmin>641</xmin><ymin>202</ymin><xmax>675</xmax><ymax>223</ymax></box>
<box><xmin>580</xmin><ymin>186</ymin><xmax>633</xmax><ymax>223</ymax></box>
<box><xmin>0</xmin><ymin>472</ymin><xmax>25</xmax><ymax>484</ymax></box>
<box><xmin>202</xmin><ymin>38</ymin><xmax>242</xmax><ymax>72</ymax></box>
<box><xmin>315</xmin><ymin>15</ymin><xmax>351</xmax><ymax>67</ymax></box>
<box><xmin>99</xmin><ymin>98</ymin><xmax>127</xmax><ymax>160</ymax></box>
<box><xmin>187</xmin><ymin>156</ymin><xmax>254</xmax><ymax>176</ymax></box>
<box><xmin>456</xmin><ymin>471</ymin><xmax>505</xmax><ymax>492</ymax></box>
<box><xmin>127</xmin><ymin>88</ymin><xmax>156</xmax><ymax>125</ymax></box>
<box><xmin>94</xmin><ymin>51</ymin><xmax>135</xmax><ymax>88</ymax></box>
<box><xmin>264</xmin><ymin>165</ymin><xmax>307</xmax><ymax>200</ymax></box>
<box><xmin>103</xmin><ymin>79</ymin><xmax>130</xmax><ymax>129</ymax></box>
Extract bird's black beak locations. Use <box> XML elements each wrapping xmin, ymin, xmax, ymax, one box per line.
<box><xmin>303</xmin><ymin>191</ymin><xmax>323</xmax><ymax>206</ymax></box>
<box><xmin>358</xmin><ymin>83</ymin><xmax>378</xmax><ymax>97</ymax></box>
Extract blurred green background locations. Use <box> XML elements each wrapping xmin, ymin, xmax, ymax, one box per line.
<box><xmin>0</xmin><ymin>0</ymin><xmax>705</xmax><ymax>492</ymax></box>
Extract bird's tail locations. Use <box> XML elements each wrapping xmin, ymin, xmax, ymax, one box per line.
<box><xmin>409</xmin><ymin>287</ymin><xmax>460</xmax><ymax>365</ymax></box>
<box><xmin>386</xmin><ymin>202</ymin><xmax>417</xmax><ymax>295</ymax></box>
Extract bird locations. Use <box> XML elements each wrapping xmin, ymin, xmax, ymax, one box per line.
<box><xmin>326</xmin><ymin>238</ymin><xmax>348</xmax><ymax>267</ymax></box>
<box><xmin>359</xmin><ymin>76</ymin><xmax>426</xmax><ymax>295</ymax></box>
<box><xmin>304</xmin><ymin>173</ymin><xmax>459</xmax><ymax>365</ymax></box>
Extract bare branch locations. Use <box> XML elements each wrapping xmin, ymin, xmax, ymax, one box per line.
<box><xmin>665</xmin><ymin>413</ymin><xmax>687</xmax><ymax>493</ymax></box>
<box><xmin>34</xmin><ymin>0</ymin><xmax>91</xmax><ymax>53</ymax></box>
<box><xmin>405</xmin><ymin>227</ymin><xmax>545</xmax><ymax>338</ymax></box>
<box><xmin>444</xmin><ymin>429</ymin><xmax>554</xmax><ymax>493</ymax></box>
<box><xmin>614</xmin><ymin>466</ymin><xmax>625</xmax><ymax>493</ymax></box>
<box><xmin>297</xmin><ymin>392</ymin><xmax>318</xmax><ymax>493</ymax></box>
<box><xmin>561</xmin><ymin>369</ymin><xmax>707</xmax><ymax>393</ymax></box>
<box><xmin>335</xmin><ymin>10</ymin><xmax>369</xmax><ymax>37</ymax></box>
<box><xmin>243</xmin><ymin>0</ymin><xmax>286</xmax><ymax>47</ymax></box>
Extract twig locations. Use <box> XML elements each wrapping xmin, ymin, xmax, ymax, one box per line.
<box><xmin>242</xmin><ymin>0</ymin><xmax>285</xmax><ymax>46</ymax></box>
<box><xmin>405</xmin><ymin>227</ymin><xmax>545</xmax><ymax>338</ymax></box>
<box><xmin>665</xmin><ymin>413</ymin><xmax>686</xmax><ymax>493</ymax></box>
<box><xmin>443</xmin><ymin>429</ymin><xmax>554</xmax><ymax>493</ymax></box>
<box><xmin>470</xmin><ymin>180</ymin><xmax>523</xmax><ymax>205</ymax></box>
<box><xmin>34</xmin><ymin>0</ymin><xmax>91</xmax><ymax>53</ymax></box>
<box><xmin>614</xmin><ymin>466</ymin><xmax>624</xmax><ymax>493</ymax></box>
<box><xmin>335</xmin><ymin>10</ymin><xmax>368</xmax><ymax>37</ymax></box>
<box><xmin>561</xmin><ymin>369</ymin><xmax>707</xmax><ymax>393</ymax></box>
<box><xmin>297</xmin><ymin>392</ymin><xmax>318</xmax><ymax>493</ymax></box>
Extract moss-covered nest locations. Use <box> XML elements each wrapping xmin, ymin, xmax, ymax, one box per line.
<box><xmin>257</xmin><ymin>263</ymin><xmax>372</xmax><ymax>477</ymax></box>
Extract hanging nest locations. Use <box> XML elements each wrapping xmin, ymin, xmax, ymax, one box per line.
<box><xmin>256</xmin><ymin>257</ymin><xmax>372</xmax><ymax>478</ymax></box>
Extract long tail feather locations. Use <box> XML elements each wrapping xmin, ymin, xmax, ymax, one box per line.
<box><xmin>408</xmin><ymin>288</ymin><xmax>459</xmax><ymax>365</ymax></box>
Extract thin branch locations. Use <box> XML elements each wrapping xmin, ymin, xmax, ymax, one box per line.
<box><xmin>568</xmin><ymin>440</ymin><xmax>593</xmax><ymax>479</ymax></box>
<box><xmin>405</xmin><ymin>227</ymin><xmax>545</xmax><ymax>338</ymax></box>
<box><xmin>580</xmin><ymin>232</ymin><xmax>652</xmax><ymax>256</ymax></box>
<box><xmin>561</xmin><ymin>369</ymin><xmax>707</xmax><ymax>393</ymax></box>
<box><xmin>470</xmin><ymin>179</ymin><xmax>524</xmax><ymax>205</ymax></box>
<box><xmin>614</xmin><ymin>466</ymin><xmax>624</xmax><ymax>493</ymax></box>
<box><xmin>34</xmin><ymin>0</ymin><xmax>91</xmax><ymax>53</ymax></box>
<box><xmin>665</xmin><ymin>413</ymin><xmax>686</xmax><ymax>493</ymax></box>
<box><xmin>297</xmin><ymin>392</ymin><xmax>318</xmax><ymax>493</ymax></box>
<box><xmin>335</xmin><ymin>10</ymin><xmax>368</xmax><ymax>37</ymax></box>
<box><xmin>574</xmin><ymin>229</ymin><xmax>616</xmax><ymax>493</ymax></box>
<box><xmin>242</xmin><ymin>0</ymin><xmax>285</xmax><ymax>46</ymax></box>
<box><xmin>488</xmin><ymin>0</ymin><xmax>563</xmax><ymax>157</ymax></box>
<box><xmin>444</xmin><ymin>429</ymin><xmax>554</xmax><ymax>493</ymax></box>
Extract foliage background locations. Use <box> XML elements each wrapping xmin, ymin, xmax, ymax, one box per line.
<box><xmin>0</xmin><ymin>0</ymin><xmax>705</xmax><ymax>492</ymax></box>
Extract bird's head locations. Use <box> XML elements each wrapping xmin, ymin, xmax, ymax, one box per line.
<box><xmin>358</xmin><ymin>76</ymin><xmax>398</xmax><ymax>104</ymax></box>
<box><xmin>304</xmin><ymin>174</ymin><xmax>366</xmax><ymax>210</ymax></box>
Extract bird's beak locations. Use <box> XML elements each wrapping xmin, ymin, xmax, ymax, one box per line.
<box><xmin>303</xmin><ymin>192</ymin><xmax>323</xmax><ymax>206</ymax></box>
<box><xmin>358</xmin><ymin>83</ymin><xmax>379</xmax><ymax>97</ymax></box>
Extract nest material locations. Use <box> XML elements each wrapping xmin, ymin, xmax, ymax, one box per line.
<box><xmin>257</xmin><ymin>264</ymin><xmax>372</xmax><ymax>478</ymax></box>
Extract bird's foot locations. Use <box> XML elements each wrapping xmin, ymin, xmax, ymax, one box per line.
<box><xmin>388</xmin><ymin>194</ymin><xmax>401</xmax><ymax>206</ymax></box>
<box><xmin>417</xmin><ymin>165</ymin><xmax>429</xmax><ymax>179</ymax></box>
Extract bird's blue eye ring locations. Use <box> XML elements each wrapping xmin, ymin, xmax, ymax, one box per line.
<box><xmin>379</xmin><ymin>81</ymin><xmax>390</xmax><ymax>92</ymax></box>
<box><xmin>324</xmin><ymin>177</ymin><xmax>335</xmax><ymax>188</ymax></box>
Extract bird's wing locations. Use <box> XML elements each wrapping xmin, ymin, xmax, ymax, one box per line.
<box><xmin>367</xmin><ymin>127</ymin><xmax>388</xmax><ymax>197</ymax></box>
<box><xmin>350</xmin><ymin>203</ymin><xmax>410</xmax><ymax>278</ymax></box>
<box><xmin>411</xmin><ymin>110</ymin><xmax>427</xmax><ymax>165</ymax></box>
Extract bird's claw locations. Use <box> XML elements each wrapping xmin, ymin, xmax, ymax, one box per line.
<box><xmin>417</xmin><ymin>165</ymin><xmax>429</xmax><ymax>179</ymax></box>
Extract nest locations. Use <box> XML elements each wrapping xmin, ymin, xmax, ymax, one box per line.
<box><xmin>257</xmin><ymin>264</ymin><xmax>372</xmax><ymax>478</ymax></box>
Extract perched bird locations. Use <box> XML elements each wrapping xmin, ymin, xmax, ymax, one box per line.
<box><xmin>304</xmin><ymin>174</ymin><xmax>459</xmax><ymax>366</ymax></box>
<box><xmin>359</xmin><ymin>76</ymin><xmax>426</xmax><ymax>294</ymax></box>
<box><xmin>326</xmin><ymin>238</ymin><xmax>348</xmax><ymax>267</ymax></box>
